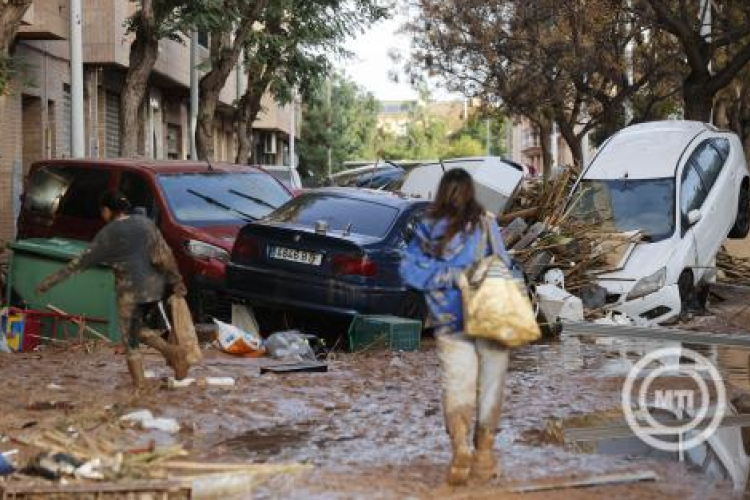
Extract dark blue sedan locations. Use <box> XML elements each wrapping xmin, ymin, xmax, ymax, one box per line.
<box><xmin>226</xmin><ymin>188</ymin><xmax>429</xmax><ymax>321</ymax></box>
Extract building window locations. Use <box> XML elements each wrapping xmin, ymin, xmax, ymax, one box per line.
<box><xmin>198</xmin><ymin>31</ymin><xmax>209</xmax><ymax>48</ymax></box>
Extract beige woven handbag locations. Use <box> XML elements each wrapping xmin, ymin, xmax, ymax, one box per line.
<box><xmin>458</xmin><ymin>217</ymin><xmax>541</xmax><ymax>347</ymax></box>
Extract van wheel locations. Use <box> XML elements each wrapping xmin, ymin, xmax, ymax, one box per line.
<box><xmin>729</xmin><ymin>181</ymin><xmax>750</xmax><ymax>239</ymax></box>
<box><xmin>678</xmin><ymin>271</ymin><xmax>694</xmax><ymax>319</ymax></box>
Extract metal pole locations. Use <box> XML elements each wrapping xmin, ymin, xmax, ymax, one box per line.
<box><xmin>190</xmin><ymin>32</ymin><xmax>199</xmax><ymax>160</ymax></box>
<box><xmin>699</xmin><ymin>0</ymin><xmax>713</xmax><ymax>122</ymax></box>
<box><xmin>327</xmin><ymin>78</ymin><xmax>332</xmax><ymax>177</ymax></box>
<box><xmin>289</xmin><ymin>90</ymin><xmax>296</xmax><ymax>167</ymax></box>
<box><xmin>485</xmin><ymin>117</ymin><xmax>491</xmax><ymax>156</ymax></box>
<box><xmin>69</xmin><ymin>0</ymin><xmax>85</xmax><ymax>158</ymax></box>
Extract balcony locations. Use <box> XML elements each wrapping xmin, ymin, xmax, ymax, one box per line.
<box><xmin>16</xmin><ymin>1</ymin><xmax>69</xmax><ymax>41</ymax></box>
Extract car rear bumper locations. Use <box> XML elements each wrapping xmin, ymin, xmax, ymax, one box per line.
<box><xmin>226</xmin><ymin>263</ymin><xmax>410</xmax><ymax>318</ymax></box>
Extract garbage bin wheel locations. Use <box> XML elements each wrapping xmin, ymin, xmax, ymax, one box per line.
<box><xmin>729</xmin><ymin>180</ymin><xmax>750</xmax><ymax>239</ymax></box>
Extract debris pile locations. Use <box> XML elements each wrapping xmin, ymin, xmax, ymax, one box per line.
<box><xmin>717</xmin><ymin>248</ymin><xmax>750</xmax><ymax>286</ymax></box>
<box><xmin>501</xmin><ymin>169</ymin><xmax>643</xmax><ymax>321</ymax></box>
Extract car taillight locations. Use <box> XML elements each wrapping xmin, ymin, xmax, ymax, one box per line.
<box><xmin>233</xmin><ymin>235</ymin><xmax>261</xmax><ymax>262</ymax></box>
<box><xmin>333</xmin><ymin>254</ymin><xmax>378</xmax><ymax>277</ymax></box>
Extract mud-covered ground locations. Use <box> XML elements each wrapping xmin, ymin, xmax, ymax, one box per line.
<box><xmin>1</xmin><ymin>288</ymin><xmax>750</xmax><ymax>498</ymax></box>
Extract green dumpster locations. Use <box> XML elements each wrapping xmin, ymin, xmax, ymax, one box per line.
<box><xmin>6</xmin><ymin>238</ymin><xmax>120</xmax><ymax>342</ymax></box>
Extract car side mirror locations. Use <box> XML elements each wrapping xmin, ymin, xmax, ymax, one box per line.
<box><xmin>687</xmin><ymin>209</ymin><xmax>702</xmax><ymax>226</ymax></box>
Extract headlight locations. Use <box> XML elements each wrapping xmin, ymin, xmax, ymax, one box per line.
<box><xmin>185</xmin><ymin>240</ymin><xmax>229</xmax><ymax>263</ymax></box>
<box><xmin>626</xmin><ymin>267</ymin><xmax>667</xmax><ymax>300</ymax></box>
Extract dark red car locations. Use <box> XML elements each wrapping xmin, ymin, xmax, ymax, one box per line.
<box><xmin>16</xmin><ymin>159</ymin><xmax>293</xmax><ymax>319</ymax></box>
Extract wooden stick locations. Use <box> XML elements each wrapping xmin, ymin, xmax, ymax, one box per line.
<box><xmin>158</xmin><ymin>461</ymin><xmax>312</xmax><ymax>472</ymax></box>
<box><xmin>46</xmin><ymin>304</ymin><xmax>111</xmax><ymax>343</ymax></box>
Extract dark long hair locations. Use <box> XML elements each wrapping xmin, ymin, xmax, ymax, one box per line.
<box><xmin>99</xmin><ymin>190</ymin><xmax>131</xmax><ymax>216</ymax></box>
<box><xmin>428</xmin><ymin>168</ymin><xmax>484</xmax><ymax>256</ymax></box>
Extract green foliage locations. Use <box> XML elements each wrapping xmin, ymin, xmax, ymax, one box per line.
<box><xmin>298</xmin><ymin>74</ymin><xmax>379</xmax><ymax>176</ymax></box>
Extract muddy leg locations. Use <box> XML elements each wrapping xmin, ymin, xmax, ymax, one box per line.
<box><xmin>138</xmin><ymin>327</ymin><xmax>190</xmax><ymax>380</ymax></box>
<box><xmin>437</xmin><ymin>333</ymin><xmax>479</xmax><ymax>486</ymax></box>
<box><xmin>117</xmin><ymin>294</ymin><xmax>145</xmax><ymax>390</ymax></box>
<box><xmin>472</xmin><ymin>338</ymin><xmax>509</xmax><ymax>482</ymax></box>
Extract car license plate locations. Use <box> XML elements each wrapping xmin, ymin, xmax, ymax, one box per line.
<box><xmin>270</xmin><ymin>246</ymin><xmax>323</xmax><ymax>266</ymax></box>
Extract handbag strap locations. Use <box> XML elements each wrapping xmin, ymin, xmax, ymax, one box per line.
<box><xmin>474</xmin><ymin>215</ymin><xmax>499</xmax><ymax>262</ymax></box>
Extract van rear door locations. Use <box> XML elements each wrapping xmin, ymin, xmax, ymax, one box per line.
<box><xmin>18</xmin><ymin>164</ymin><xmax>113</xmax><ymax>241</ymax></box>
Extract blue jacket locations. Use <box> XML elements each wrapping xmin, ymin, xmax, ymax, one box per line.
<box><xmin>399</xmin><ymin>216</ymin><xmax>512</xmax><ymax>333</ymax></box>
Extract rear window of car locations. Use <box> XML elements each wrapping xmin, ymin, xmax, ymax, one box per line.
<box><xmin>266</xmin><ymin>193</ymin><xmax>400</xmax><ymax>238</ymax></box>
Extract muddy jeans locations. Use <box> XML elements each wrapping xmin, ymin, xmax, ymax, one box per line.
<box><xmin>117</xmin><ymin>293</ymin><xmax>163</xmax><ymax>353</ymax></box>
<box><xmin>436</xmin><ymin>332</ymin><xmax>509</xmax><ymax>436</ymax></box>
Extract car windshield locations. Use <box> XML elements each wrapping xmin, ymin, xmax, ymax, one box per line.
<box><xmin>568</xmin><ymin>178</ymin><xmax>675</xmax><ymax>242</ymax></box>
<box><xmin>266</xmin><ymin>193</ymin><xmax>400</xmax><ymax>238</ymax></box>
<box><xmin>158</xmin><ymin>172</ymin><xmax>291</xmax><ymax>226</ymax></box>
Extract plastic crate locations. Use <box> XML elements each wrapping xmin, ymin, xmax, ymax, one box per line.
<box><xmin>348</xmin><ymin>315</ymin><xmax>422</xmax><ymax>352</ymax></box>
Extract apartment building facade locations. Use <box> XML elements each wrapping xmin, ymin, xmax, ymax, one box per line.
<box><xmin>0</xmin><ymin>0</ymin><xmax>296</xmax><ymax>242</ymax></box>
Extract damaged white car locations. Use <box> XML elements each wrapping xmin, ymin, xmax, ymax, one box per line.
<box><xmin>567</xmin><ymin>121</ymin><xmax>750</xmax><ymax>324</ymax></box>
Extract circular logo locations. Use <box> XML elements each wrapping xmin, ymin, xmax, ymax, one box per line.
<box><xmin>621</xmin><ymin>347</ymin><xmax>727</xmax><ymax>452</ymax></box>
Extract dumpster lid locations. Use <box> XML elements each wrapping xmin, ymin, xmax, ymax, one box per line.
<box><xmin>8</xmin><ymin>238</ymin><xmax>89</xmax><ymax>260</ymax></box>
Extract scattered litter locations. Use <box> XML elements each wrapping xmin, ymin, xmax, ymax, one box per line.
<box><xmin>537</xmin><ymin>285</ymin><xmax>584</xmax><ymax>323</ymax></box>
<box><xmin>120</xmin><ymin>410</ymin><xmax>180</xmax><ymax>434</ymax></box>
<box><xmin>260</xmin><ymin>362</ymin><xmax>328</xmax><ymax>375</ymax></box>
<box><xmin>25</xmin><ymin>452</ymin><xmax>82</xmax><ymax>480</ymax></box>
<box><xmin>231</xmin><ymin>304</ymin><xmax>261</xmax><ymax>334</ymax></box>
<box><xmin>215</xmin><ymin>318</ymin><xmax>265</xmax><ymax>357</ymax></box>
<box><xmin>0</xmin><ymin>453</ymin><xmax>15</xmax><ymax>476</ymax></box>
<box><xmin>46</xmin><ymin>383</ymin><xmax>64</xmax><ymax>391</ymax></box>
<box><xmin>144</xmin><ymin>369</ymin><xmax>158</xmax><ymax>379</ymax></box>
<box><xmin>168</xmin><ymin>378</ymin><xmax>196</xmax><ymax>389</ymax></box>
<box><xmin>28</xmin><ymin>401</ymin><xmax>75</xmax><ymax>411</ymax></box>
<box><xmin>205</xmin><ymin>377</ymin><xmax>236</xmax><ymax>387</ymax></box>
<box><xmin>264</xmin><ymin>331</ymin><xmax>316</xmax><ymax>361</ymax></box>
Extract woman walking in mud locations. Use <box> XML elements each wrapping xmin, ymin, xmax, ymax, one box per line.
<box><xmin>35</xmin><ymin>191</ymin><xmax>191</xmax><ymax>389</ymax></box>
<box><xmin>400</xmin><ymin>169</ymin><xmax>512</xmax><ymax>486</ymax></box>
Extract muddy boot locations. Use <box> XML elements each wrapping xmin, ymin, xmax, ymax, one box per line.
<box><xmin>126</xmin><ymin>353</ymin><xmax>146</xmax><ymax>390</ymax></box>
<box><xmin>139</xmin><ymin>330</ymin><xmax>190</xmax><ymax>380</ymax></box>
<box><xmin>471</xmin><ymin>427</ymin><xmax>498</xmax><ymax>482</ymax></box>
<box><xmin>445</xmin><ymin>411</ymin><xmax>473</xmax><ymax>486</ymax></box>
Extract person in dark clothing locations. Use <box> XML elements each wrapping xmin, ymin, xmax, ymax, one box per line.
<box><xmin>35</xmin><ymin>191</ymin><xmax>191</xmax><ymax>388</ymax></box>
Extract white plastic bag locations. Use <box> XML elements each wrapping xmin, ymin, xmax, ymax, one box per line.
<box><xmin>264</xmin><ymin>331</ymin><xmax>316</xmax><ymax>361</ymax></box>
<box><xmin>214</xmin><ymin>318</ymin><xmax>264</xmax><ymax>356</ymax></box>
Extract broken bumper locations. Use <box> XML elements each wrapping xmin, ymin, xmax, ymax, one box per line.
<box><xmin>599</xmin><ymin>281</ymin><xmax>682</xmax><ymax>324</ymax></box>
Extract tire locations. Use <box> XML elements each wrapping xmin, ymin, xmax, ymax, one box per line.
<box><xmin>729</xmin><ymin>181</ymin><xmax>750</xmax><ymax>239</ymax></box>
<box><xmin>403</xmin><ymin>291</ymin><xmax>427</xmax><ymax>326</ymax></box>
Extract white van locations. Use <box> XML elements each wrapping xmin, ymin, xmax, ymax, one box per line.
<box><xmin>567</xmin><ymin>121</ymin><xmax>750</xmax><ymax>324</ymax></box>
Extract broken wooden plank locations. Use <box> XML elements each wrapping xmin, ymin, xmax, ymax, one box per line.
<box><xmin>506</xmin><ymin>470</ymin><xmax>658</xmax><ymax>493</ymax></box>
<box><xmin>502</xmin><ymin>217</ymin><xmax>529</xmax><ymax>247</ymax></box>
<box><xmin>511</xmin><ymin>222</ymin><xmax>546</xmax><ymax>251</ymax></box>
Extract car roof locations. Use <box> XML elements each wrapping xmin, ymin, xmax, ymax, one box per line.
<box><xmin>585</xmin><ymin>121</ymin><xmax>724</xmax><ymax>180</ymax></box>
<box><xmin>32</xmin><ymin>158</ymin><xmax>264</xmax><ymax>175</ymax></box>
<box><xmin>304</xmin><ymin>187</ymin><xmax>427</xmax><ymax>209</ymax></box>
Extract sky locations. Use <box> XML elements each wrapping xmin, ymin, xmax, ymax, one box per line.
<box><xmin>340</xmin><ymin>4</ymin><xmax>460</xmax><ymax>102</ymax></box>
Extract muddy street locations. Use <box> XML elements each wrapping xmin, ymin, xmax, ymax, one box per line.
<box><xmin>1</xmin><ymin>321</ymin><xmax>745</xmax><ymax>499</ymax></box>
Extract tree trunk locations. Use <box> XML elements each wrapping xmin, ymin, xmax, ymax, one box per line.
<box><xmin>683</xmin><ymin>74</ymin><xmax>715</xmax><ymax>122</ymax></box>
<box><xmin>538</xmin><ymin>118</ymin><xmax>553</xmax><ymax>184</ymax></box>
<box><xmin>196</xmin><ymin>1</ymin><xmax>268</xmax><ymax>161</ymax></box>
<box><xmin>235</xmin><ymin>68</ymin><xmax>271</xmax><ymax>164</ymax></box>
<box><xmin>0</xmin><ymin>0</ymin><xmax>33</xmax><ymax>92</ymax></box>
<box><xmin>120</xmin><ymin>13</ymin><xmax>158</xmax><ymax>157</ymax></box>
<box><xmin>555</xmin><ymin>117</ymin><xmax>583</xmax><ymax>168</ymax></box>
<box><xmin>0</xmin><ymin>0</ymin><xmax>32</xmax><ymax>56</ymax></box>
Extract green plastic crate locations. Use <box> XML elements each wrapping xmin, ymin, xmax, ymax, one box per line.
<box><xmin>348</xmin><ymin>315</ymin><xmax>422</xmax><ymax>352</ymax></box>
